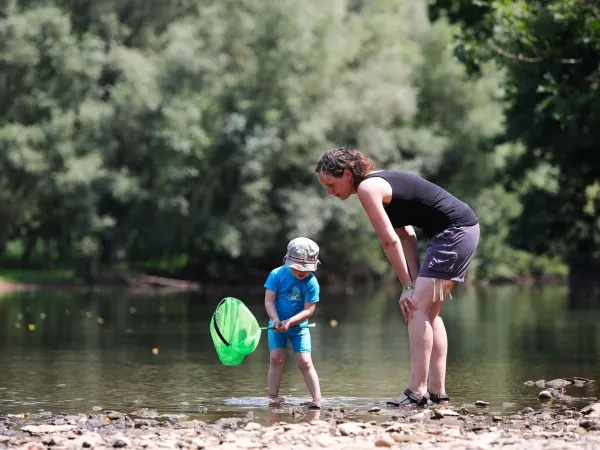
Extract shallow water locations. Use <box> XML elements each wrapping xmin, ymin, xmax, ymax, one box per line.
<box><xmin>0</xmin><ymin>284</ymin><xmax>598</xmax><ymax>424</ymax></box>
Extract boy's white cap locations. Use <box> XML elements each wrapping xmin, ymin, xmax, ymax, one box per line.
<box><xmin>283</xmin><ymin>237</ymin><xmax>320</xmax><ymax>272</ymax></box>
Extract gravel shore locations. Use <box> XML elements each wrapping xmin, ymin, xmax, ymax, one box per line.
<box><xmin>2</xmin><ymin>400</ymin><xmax>600</xmax><ymax>449</ymax></box>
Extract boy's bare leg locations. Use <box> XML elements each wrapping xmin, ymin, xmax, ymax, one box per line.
<box><xmin>296</xmin><ymin>352</ymin><xmax>321</xmax><ymax>406</ymax></box>
<box><xmin>268</xmin><ymin>349</ymin><xmax>286</xmax><ymax>403</ymax></box>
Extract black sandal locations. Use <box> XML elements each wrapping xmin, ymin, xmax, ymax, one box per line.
<box><xmin>429</xmin><ymin>392</ymin><xmax>450</xmax><ymax>404</ymax></box>
<box><xmin>300</xmin><ymin>401</ymin><xmax>322</xmax><ymax>410</ymax></box>
<box><xmin>386</xmin><ymin>389</ymin><xmax>432</xmax><ymax>407</ymax></box>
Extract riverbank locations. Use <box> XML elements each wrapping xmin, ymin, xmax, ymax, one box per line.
<box><xmin>0</xmin><ymin>269</ymin><xmax>203</xmax><ymax>295</ymax></box>
<box><xmin>2</xmin><ymin>400</ymin><xmax>600</xmax><ymax>450</ymax></box>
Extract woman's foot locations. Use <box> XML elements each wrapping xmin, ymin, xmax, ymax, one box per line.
<box><xmin>300</xmin><ymin>398</ymin><xmax>321</xmax><ymax>410</ymax></box>
<box><xmin>386</xmin><ymin>389</ymin><xmax>432</xmax><ymax>408</ymax></box>
<box><xmin>428</xmin><ymin>392</ymin><xmax>450</xmax><ymax>404</ymax></box>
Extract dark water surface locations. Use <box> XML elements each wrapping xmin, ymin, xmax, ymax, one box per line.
<box><xmin>0</xmin><ymin>285</ymin><xmax>598</xmax><ymax>424</ymax></box>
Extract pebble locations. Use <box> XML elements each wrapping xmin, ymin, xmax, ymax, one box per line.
<box><xmin>2</xmin><ymin>401</ymin><xmax>600</xmax><ymax>449</ymax></box>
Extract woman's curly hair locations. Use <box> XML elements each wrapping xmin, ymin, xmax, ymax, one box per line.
<box><xmin>315</xmin><ymin>146</ymin><xmax>375</xmax><ymax>189</ymax></box>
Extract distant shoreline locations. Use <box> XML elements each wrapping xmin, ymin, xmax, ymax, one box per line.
<box><xmin>0</xmin><ymin>274</ymin><xmax>567</xmax><ymax>295</ymax></box>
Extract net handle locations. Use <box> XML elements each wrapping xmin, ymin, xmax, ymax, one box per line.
<box><xmin>260</xmin><ymin>323</ymin><xmax>316</xmax><ymax>331</ymax></box>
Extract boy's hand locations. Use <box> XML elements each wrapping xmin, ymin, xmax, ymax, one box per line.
<box><xmin>271</xmin><ymin>319</ymin><xmax>281</xmax><ymax>331</ymax></box>
<box><xmin>276</xmin><ymin>320</ymin><xmax>291</xmax><ymax>332</ymax></box>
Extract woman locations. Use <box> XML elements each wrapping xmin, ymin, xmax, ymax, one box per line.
<box><xmin>315</xmin><ymin>146</ymin><xmax>480</xmax><ymax>406</ymax></box>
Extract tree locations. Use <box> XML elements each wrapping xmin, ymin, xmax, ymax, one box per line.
<box><xmin>431</xmin><ymin>0</ymin><xmax>600</xmax><ymax>295</ymax></box>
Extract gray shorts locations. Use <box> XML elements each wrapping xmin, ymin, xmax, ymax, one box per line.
<box><xmin>418</xmin><ymin>223</ymin><xmax>480</xmax><ymax>283</ymax></box>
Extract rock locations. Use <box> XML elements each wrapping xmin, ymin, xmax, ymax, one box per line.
<box><xmin>338</xmin><ymin>423</ymin><xmax>365</xmax><ymax>436</ymax></box>
<box><xmin>374</xmin><ymin>435</ymin><xmax>394</xmax><ymax>447</ymax></box>
<box><xmin>111</xmin><ymin>435</ymin><xmax>131</xmax><ymax>447</ymax></box>
<box><xmin>410</xmin><ymin>411</ymin><xmax>434</xmax><ymax>421</ymax></box>
<box><xmin>8</xmin><ymin>405</ymin><xmax>600</xmax><ymax>450</ymax></box>
<box><xmin>567</xmin><ymin>377</ymin><xmax>594</xmax><ymax>387</ymax></box>
<box><xmin>215</xmin><ymin>417</ymin><xmax>243</xmax><ymax>428</ymax></box>
<box><xmin>442</xmin><ymin>427</ymin><xmax>463</xmax><ymax>438</ymax></box>
<box><xmin>70</xmin><ymin>432</ymin><xmax>104</xmax><ymax>448</ymax></box>
<box><xmin>433</xmin><ymin>409</ymin><xmax>459</xmax><ymax>418</ymax></box>
<box><xmin>368</xmin><ymin>407</ymin><xmax>381</xmax><ymax>413</ymax></box>
<box><xmin>581</xmin><ymin>403</ymin><xmax>600</xmax><ymax>417</ymax></box>
<box><xmin>535</xmin><ymin>380</ymin><xmax>546</xmax><ymax>388</ymax></box>
<box><xmin>244</xmin><ymin>422</ymin><xmax>262</xmax><ymax>431</ymax></box>
<box><xmin>391</xmin><ymin>433</ymin><xmax>430</xmax><ymax>442</ymax></box>
<box><xmin>314</xmin><ymin>434</ymin><xmax>336</xmax><ymax>446</ymax></box>
<box><xmin>546</xmin><ymin>379</ymin><xmax>573</xmax><ymax>388</ymax></box>
<box><xmin>21</xmin><ymin>424</ymin><xmax>76</xmax><ymax>435</ymax></box>
<box><xmin>474</xmin><ymin>401</ymin><xmax>489</xmax><ymax>407</ymax></box>
<box><xmin>131</xmin><ymin>409</ymin><xmax>159</xmax><ymax>419</ymax></box>
<box><xmin>580</xmin><ymin>420</ymin><xmax>599</xmax><ymax>429</ymax></box>
<box><xmin>524</xmin><ymin>381</ymin><xmax>535</xmax><ymax>387</ymax></box>
<box><xmin>159</xmin><ymin>414</ymin><xmax>188</xmax><ymax>422</ymax></box>
<box><xmin>520</xmin><ymin>407</ymin><xmax>535</xmax><ymax>415</ymax></box>
<box><xmin>539</xmin><ymin>390</ymin><xmax>554</xmax><ymax>401</ymax></box>
<box><xmin>106</xmin><ymin>411</ymin><xmax>127</xmax><ymax>421</ymax></box>
<box><xmin>41</xmin><ymin>436</ymin><xmax>67</xmax><ymax>446</ymax></box>
<box><xmin>382</xmin><ymin>423</ymin><xmax>410</xmax><ymax>433</ymax></box>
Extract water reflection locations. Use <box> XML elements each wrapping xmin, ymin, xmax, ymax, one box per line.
<box><xmin>0</xmin><ymin>285</ymin><xmax>598</xmax><ymax>424</ymax></box>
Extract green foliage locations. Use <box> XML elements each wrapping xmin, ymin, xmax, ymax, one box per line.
<box><xmin>0</xmin><ymin>0</ymin><xmax>570</xmax><ymax>284</ymax></box>
<box><xmin>0</xmin><ymin>268</ymin><xmax>78</xmax><ymax>283</ymax></box>
<box><xmin>432</xmin><ymin>0</ymin><xmax>600</xmax><ymax>277</ymax></box>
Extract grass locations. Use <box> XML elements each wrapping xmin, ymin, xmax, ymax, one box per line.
<box><xmin>0</xmin><ymin>268</ymin><xmax>79</xmax><ymax>284</ymax></box>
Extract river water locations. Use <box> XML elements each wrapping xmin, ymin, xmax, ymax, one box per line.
<box><xmin>0</xmin><ymin>284</ymin><xmax>598</xmax><ymax>424</ymax></box>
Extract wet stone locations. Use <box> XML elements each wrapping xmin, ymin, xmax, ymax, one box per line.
<box><xmin>581</xmin><ymin>403</ymin><xmax>600</xmax><ymax>417</ymax></box>
<box><xmin>4</xmin><ymin>402</ymin><xmax>600</xmax><ymax>449</ymax></box>
<box><xmin>580</xmin><ymin>420</ymin><xmax>599</xmax><ymax>429</ymax></box>
<box><xmin>131</xmin><ymin>409</ymin><xmax>159</xmax><ymax>419</ymax></box>
<box><xmin>338</xmin><ymin>422</ymin><xmax>365</xmax><ymax>436</ymax></box>
<box><xmin>546</xmin><ymin>379</ymin><xmax>572</xmax><ymax>388</ymax></box>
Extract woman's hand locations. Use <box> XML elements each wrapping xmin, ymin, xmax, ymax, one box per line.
<box><xmin>271</xmin><ymin>319</ymin><xmax>282</xmax><ymax>331</ymax></box>
<box><xmin>398</xmin><ymin>289</ymin><xmax>417</xmax><ymax>322</ymax></box>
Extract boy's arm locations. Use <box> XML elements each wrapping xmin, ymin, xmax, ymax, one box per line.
<box><xmin>264</xmin><ymin>289</ymin><xmax>280</xmax><ymax>328</ymax></box>
<box><xmin>284</xmin><ymin>303</ymin><xmax>316</xmax><ymax>328</ymax></box>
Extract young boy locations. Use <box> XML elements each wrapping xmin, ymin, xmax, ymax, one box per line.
<box><xmin>264</xmin><ymin>237</ymin><xmax>321</xmax><ymax>410</ymax></box>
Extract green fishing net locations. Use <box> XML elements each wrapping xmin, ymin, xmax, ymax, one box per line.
<box><xmin>210</xmin><ymin>297</ymin><xmax>262</xmax><ymax>366</ymax></box>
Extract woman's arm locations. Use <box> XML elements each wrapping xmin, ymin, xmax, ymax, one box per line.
<box><xmin>357</xmin><ymin>179</ymin><xmax>413</xmax><ymax>287</ymax></box>
<box><xmin>396</xmin><ymin>226</ymin><xmax>419</xmax><ymax>284</ymax></box>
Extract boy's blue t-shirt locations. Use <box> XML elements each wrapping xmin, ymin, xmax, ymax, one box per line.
<box><xmin>264</xmin><ymin>266</ymin><xmax>319</xmax><ymax>322</ymax></box>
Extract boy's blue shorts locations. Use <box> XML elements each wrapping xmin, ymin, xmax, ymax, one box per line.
<box><xmin>268</xmin><ymin>325</ymin><xmax>311</xmax><ymax>353</ymax></box>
